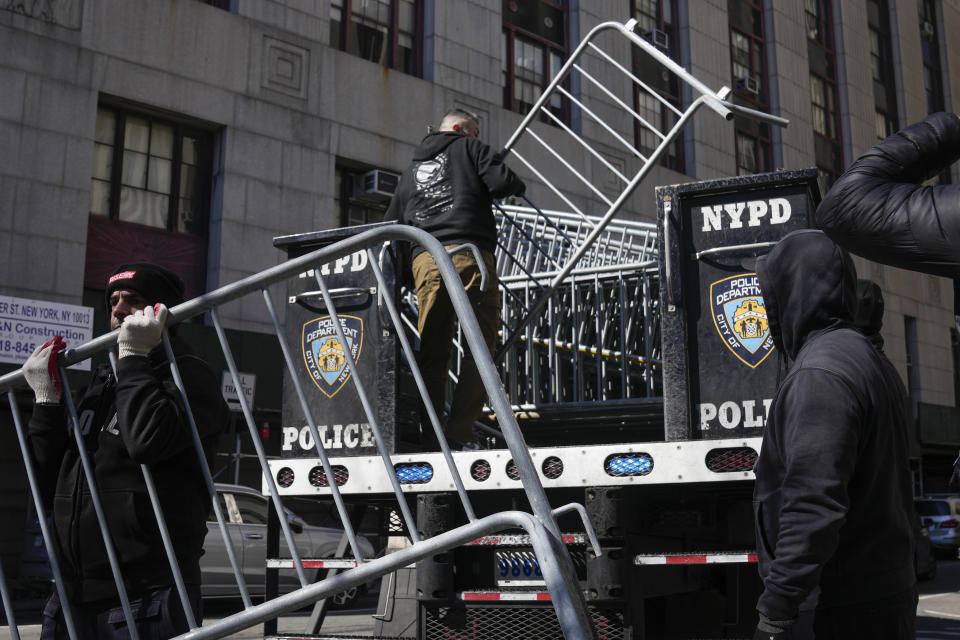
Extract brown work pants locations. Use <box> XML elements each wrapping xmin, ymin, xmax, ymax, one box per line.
<box><xmin>412</xmin><ymin>246</ymin><xmax>500</xmax><ymax>445</ymax></box>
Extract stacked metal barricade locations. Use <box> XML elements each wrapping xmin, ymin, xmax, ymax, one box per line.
<box><xmin>494</xmin><ymin>204</ymin><xmax>662</xmax><ymax>405</ymax></box>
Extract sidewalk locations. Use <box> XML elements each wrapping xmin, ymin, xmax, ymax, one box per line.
<box><xmin>0</xmin><ymin>608</ymin><xmax>379</xmax><ymax>639</ymax></box>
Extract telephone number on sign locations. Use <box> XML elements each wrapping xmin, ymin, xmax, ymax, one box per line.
<box><xmin>1</xmin><ymin>340</ymin><xmax>38</xmax><ymax>355</ymax></box>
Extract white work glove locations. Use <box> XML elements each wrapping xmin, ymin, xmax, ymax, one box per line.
<box><xmin>118</xmin><ymin>304</ymin><xmax>168</xmax><ymax>359</ymax></box>
<box><xmin>23</xmin><ymin>336</ymin><xmax>67</xmax><ymax>404</ymax></box>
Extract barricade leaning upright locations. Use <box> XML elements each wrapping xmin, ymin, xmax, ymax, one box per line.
<box><xmin>0</xmin><ymin>225</ymin><xmax>598</xmax><ymax>640</ymax></box>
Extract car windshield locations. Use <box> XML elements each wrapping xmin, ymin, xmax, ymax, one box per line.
<box><xmin>916</xmin><ymin>500</ymin><xmax>950</xmax><ymax>516</ymax></box>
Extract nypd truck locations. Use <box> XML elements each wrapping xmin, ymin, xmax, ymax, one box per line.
<box><xmin>265</xmin><ymin>168</ymin><xmax>820</xmax><ymax>639</ymax></box>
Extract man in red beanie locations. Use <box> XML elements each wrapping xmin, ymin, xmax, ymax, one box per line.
<box><xmin>23</xmin><ymin>262</ymin><xmax>228</xmax><ymax>639</ymax></box>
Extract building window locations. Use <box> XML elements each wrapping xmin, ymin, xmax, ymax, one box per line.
<box><xmin>803</xmin><ymin>0</ymin><xmax>819</xmax><ymax>39</ymax></box>
<box><xmin>919</xmin><ymin>0</ymin><xmax>944</xmax><ymax>114</ymax></box>
<box><xmin>809</xmin><ymin>75</ymin><xmax>837</xmax><ymax>139</ymax></box>
<box><xmin>919</xmin><ymin>0</ymin><xmax>950</xmax><ymax>184</ymax></box>
<box><xmin>502</xmin><ymin>0</ymin><xmax>569</xmax><ymax>123</ymax></box>
<box><xmin>805</xmin><ymin>0</ymin><xmax>842</xmax><ymax>194</ymax></box>
<box><xmin>91</xmin><ymin>108</ymin><xmax>208</xmax><ymax>236</ymax></box>
<box><xmin>330</xmin><ymin>0</ymin><xmax>422</xmax><ymax>77</ymax></box>
<box><xmin>335</xmin><ymin>165</ymin><xmax>396</xmax><ymax>227</ymax></box>
<box><xmin>728</xmin><ymin>0</ymin><xmax>771</xmax><ymax>175</ymax></box>
<box><xmin>868</xmin><ymin>0</ymin><xmax>899</xmax><ymax>141</ymax></box>
<box><xmin>730</xmin><ymin>30</ymin><xmax>761</xmax><ymax>89</ymax></box>
<box><xmin>735</xmin><ymin>129</ymin><xmax>770</xmax><ymax>175</ymax></box>
<box><xmin>86</xmin><ymin>105</ymin><xmax>214</xmax><ymax>298</ymax></box>
<box><xmin>874</xmin><ymin>110</ymin><xmax>896</xmax><ymax>141</ymax></box>
<box><xmin>632</xmin><ymin>0</ymin><xmax>683</xmax><ymax>172</ymax></box>
<box><xmin>199</xmin><ymin>0</ymin><xmax>234</xmax><ymax>10</ymax></box>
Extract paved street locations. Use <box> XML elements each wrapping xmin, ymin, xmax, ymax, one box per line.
<box><xmin>0</xmin><ymin>589</ymin><xmax>385</xmax><ymax>640</ymax></box>
<box><xmin>4</xmin><ymin>562</ymin><xmax>960</xmax><ymax>639</ymax></box>
<box><xmin>918</xmin><ymin>558</ymin><xmax>960</xmax><ymax>639</ymax></box>
<box><xmin>0</xmin><ymin>603</ymin><xmax>381</xmax><ymax>640</ymax></box>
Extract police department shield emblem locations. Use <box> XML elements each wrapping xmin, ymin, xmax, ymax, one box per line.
<box><xmin>710</xmin><ymin>273</ymin><xmax>774</xmax><ymax>368</ymax></box>
<box><xmin>302</xmin><ymin>315</ymin><xmax>364</xmax><ymax>398</ymax></box>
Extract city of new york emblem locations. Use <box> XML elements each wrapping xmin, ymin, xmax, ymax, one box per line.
<box><xmin>301</xmin><ymin>315</ymin><xmax>364</xmax><ymax>398</ymax></box>
<box><xmin>709</xmin><ymin>273</ymin><xmax>774</xmax><ymax>369</ymax></box>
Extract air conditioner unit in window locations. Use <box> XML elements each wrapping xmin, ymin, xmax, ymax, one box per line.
<box><xmin>641</xmin><ymin>29</ymin><xmax>670</xmax><ymax>52</ymax></box>
<box><xmin>356</xmin><ymin>169</ymin><xmax>400</xmax><ymax>202</ymax></box>
<box><xmin>735</xmin><ymin>75</ymin><xmax>760</xmax><ymax>96</ymax></box>
<box><xmin>920</xmin><ymin>20</ymin><xmax>935</xmax><ymax>39</ymax></box>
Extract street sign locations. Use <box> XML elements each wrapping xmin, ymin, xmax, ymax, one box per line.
<box><xmin>222</xmin><ymin>371</ymin><xmax>256</xmax><ymax>412</ymax></box>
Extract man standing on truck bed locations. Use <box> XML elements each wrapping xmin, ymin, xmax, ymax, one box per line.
<box><xmin>385</xmin><ymin>108</ymin><xmax>525</xmax><ymax>450</ymax></box>
<box><xmin>752</xmin><ymin>230</ymin><xmax>916</xmax><ymax>639</ymax></box>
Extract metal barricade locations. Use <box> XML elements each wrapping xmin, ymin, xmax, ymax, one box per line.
<box><xmin>401</xmin><ymin>205</ymin><xmax>663</xmax><ymax>410</ymax></box>
<box><xmin>495</xmin><ymin>205</ymin><xmax>661</xmax><ymax>404</ymax></box>
<box><xmin>418</xmin><ymin>17</ymin><xmax>788</xmax><ymax>414</ymax></box>
<box><xmin>491</xmin><ymin>18</ymin><xmax>787</xmax><ymax>360</ymax></box>
<box><xmin>0</xmin><ymin>225</ymin><xmax>599</xmax><ymax>640</ymax></box>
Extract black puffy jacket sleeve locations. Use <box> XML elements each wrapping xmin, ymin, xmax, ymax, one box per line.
<box><xmin>816</xmin><ymin>112</ymin><xmax>960</xmax><ymax>279</ymax></box>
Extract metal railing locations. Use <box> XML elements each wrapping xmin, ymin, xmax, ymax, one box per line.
<box><xmin>495</xmin><ymin>205</ymin><xmax>662</xmax><ymax>404</ymax></box>
<box><xmin>401</xmin><ymin>204</ymin><xmax>663</xmax><ymax>409</ymax></box>
<box><xmin>1</xmin><ymin>225</ymin><xmax>600</xmax><ymax>640</ymax></box>
<box><xmin>413</xmin><ymin>18</ymin><xmax>788</xmax><ymax>413</ymax></box>
<box><xmin>491</xmin><ymin>18</ymin><xmax>787</xmax><ymax>362</ymax></box>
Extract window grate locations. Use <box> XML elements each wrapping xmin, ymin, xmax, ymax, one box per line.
<box><xmin>705</xmin><ymin>447</ymin><xmax>758</xmax><ymax>472</ymax></box>
<box><xmin>423</xmin><ymin>604</ymin><xmax>626</xmax><ymax>640</ymax></box>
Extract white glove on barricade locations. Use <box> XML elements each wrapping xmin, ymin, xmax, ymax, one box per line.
<box><xmin>118</xmin><ymin>304</ymin><xmax>168</xmax><ymax>359</ymax></box>
<box><xmin>24</xmin><ymin>336</ymin><xmax>67</xmax><ymax>404</ymax></box>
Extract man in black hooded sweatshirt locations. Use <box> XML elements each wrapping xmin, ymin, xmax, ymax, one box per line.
<box><xmin>385</xmin><ymin>108</ymin><xmax>525</xmax><ymax>449</ymax></box>
<box><xmin>752</xmin><ymin>230</ymin><xmax>916</xmax><ymax>639</ymax></box>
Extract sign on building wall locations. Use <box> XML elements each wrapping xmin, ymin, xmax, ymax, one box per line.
<box><xmin>0</xmin><ymin>296</ymin><xmax>94</xmax><ymax>371</ymax></box>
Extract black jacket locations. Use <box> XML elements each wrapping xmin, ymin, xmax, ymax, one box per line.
<box><xmin>753</xmin><ymin>230</ymin><xmax>914</xmax><ymax>620</ymax></box>
<box><xmin>817</xmin><ymin>111</ymin><xmax>960</xmax><ymax>279</ymax></box>
<box><xmin>384</xmin><ymin>131</ymin><xmax>525</xmax><ymax>256</ymax></box>
<box><xmin>28</xmin><ymin>338</ymin><xmax>228</xmax><ymax>603</ymax></box>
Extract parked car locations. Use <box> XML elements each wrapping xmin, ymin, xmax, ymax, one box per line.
<box><xmin>915</xmin><ymin>495</ymin><xmax>960</xmax><ymax>557</ymax></box>
<box><xmin>913</xmin><ymin>511</ymin><xmax>937</xmax><ymax>580</ymax></box>
<box><xmin>202</xmin><ymin>483</ymin><xmax>376</xmax><ymax>608</ymax></box>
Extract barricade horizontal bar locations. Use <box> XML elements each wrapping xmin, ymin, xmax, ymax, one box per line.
<box><xmin>460</xmin><ymin>592</ymin><xmax>552</xmax><ymax>601</ymax></box>
<box><xmin>634</xmin><ymin>552</ymin><xmax>759</xmax><ymax>565</ymax></box>
<box><xmin>266</xmin><ymin>559</ymin><xmax>369</xmax><ymax>569</ymax></box>
<box><xmin>467</xmin><ymin>533</ymin><xmax>586</xmax><ymax>546</ymax></box>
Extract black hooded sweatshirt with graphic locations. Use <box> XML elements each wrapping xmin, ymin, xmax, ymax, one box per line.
<box><xmin>753</xmin><ymin>230</ymin><xmax>914</xmax><ymax>621</ymax></box>
<box><xmin>384</xmin><ymin>131</ymin><xmax>525</xmax><ymax>257</ymax></box>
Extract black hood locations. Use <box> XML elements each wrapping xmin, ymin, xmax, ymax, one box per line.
<box><xmin>756</xmin><ymin>229</ymin><xmax>858</xmax><ymax>360</ymax></box>
<box><xmin>412</xmin><ymin>131</ymin><xmax>465</xmax><ymax>161</ymax></box>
